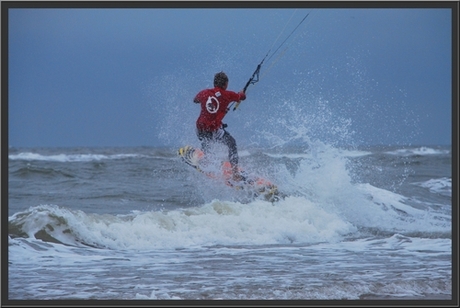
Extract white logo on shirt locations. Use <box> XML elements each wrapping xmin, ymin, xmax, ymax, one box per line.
<box><xmin>206</xmin><ymin>96</ymin><xmax>219</xmax><ymax>114</ymax></box>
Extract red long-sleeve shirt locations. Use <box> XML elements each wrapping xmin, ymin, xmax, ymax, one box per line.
<box><xmin>193</xmin><ymin>87</ymin><xmax>244</xmax><ymax>132</ymax></box>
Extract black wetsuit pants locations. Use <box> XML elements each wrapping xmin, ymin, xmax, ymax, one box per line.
<box><xmin>196</xmin><ymin>128</ymin><xmax>238</xmax><ymax>171</ymax></box>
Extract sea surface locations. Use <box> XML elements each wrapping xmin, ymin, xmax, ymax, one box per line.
<box><xmin>6</xmin><ymin>144</ymin><xmax>453</xmax><ymax>303</ymax></box>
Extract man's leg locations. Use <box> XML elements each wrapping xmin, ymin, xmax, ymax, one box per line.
<box><xmin>221</xmin><ymin>131</ymin><xmax>244</xmax><ymax>181</ymax></box>
<box><xmin>197</xmin><ymin>130</ymin><xmax>212</xmax><ymax>155</ymax></box>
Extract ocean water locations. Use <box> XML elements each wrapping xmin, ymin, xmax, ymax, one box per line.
<box><xmin>6</xmin><ymin>144</ymin><xmax>453</xmax><ymax>302</ymax></box>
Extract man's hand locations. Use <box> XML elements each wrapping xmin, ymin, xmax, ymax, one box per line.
<box><xmin>238</xmin><ymin>91</ymin><xmax>246</xmax><ymax>101</ymax></box>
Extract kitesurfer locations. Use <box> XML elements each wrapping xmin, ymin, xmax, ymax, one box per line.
<box><xmin>193</xmin><ymin>72</ymin><xmax>246</xmax><ymax>182</ymax></box>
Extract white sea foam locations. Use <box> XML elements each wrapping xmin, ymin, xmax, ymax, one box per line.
<box><xmin>265</xmin><ymin>148</ymin><xmax>371</xmax><ymax>159</ymax></box>
<box><xmin>386</xmin><ymin>146</ymin><xmax>450</xmax><ymax>156</ymax></box>
<box><xmin>413</xmin><ymin>177</ymin><xmax>451</xmax><ymax>196</ymax></box>
<box><xmin>9</xmin><ymin>152</ymin><xmax>142</xmax><ymax>162</ymax></box>
<box><xmin>9</xmin><ymin>198</ymin><xmax>355</xmax><ymax>250</ymax></box>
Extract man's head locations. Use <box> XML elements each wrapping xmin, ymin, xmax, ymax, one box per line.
<box><xmin>214</xmin><ymin>72</ymin><xmax>229</xmax><ymax>89</ymax></box>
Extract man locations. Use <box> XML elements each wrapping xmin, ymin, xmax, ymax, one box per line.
<box><xmin>193</xmin><ymin>72</ymin><xmax>246</xmax><ymax>181</ymax></box>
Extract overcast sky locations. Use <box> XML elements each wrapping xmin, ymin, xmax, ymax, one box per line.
<box><xmin>5</xmin><ymin>2</ymin><xmax>453</xmax><ymax>148</ymax></box>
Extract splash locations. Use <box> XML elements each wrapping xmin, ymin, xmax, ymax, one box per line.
<box><xmin>254</xmin><ymin>96</ymin><xmax>356</xmax><ymax>150</ymax></box>
<box><xmin>144</xmin><ymin>73</ymin><xmax>199</xmax><ymax>147</ymax></box>
<box><xmin>240</xmin><ymin>97</ymin><xmax>450</xmax><ymax>235</ymax></box>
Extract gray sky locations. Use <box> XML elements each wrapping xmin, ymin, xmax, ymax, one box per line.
<box><xmin>6</xmin><ymin>3</ymin><xmax>453</xmax><ymax>148</ymax></box>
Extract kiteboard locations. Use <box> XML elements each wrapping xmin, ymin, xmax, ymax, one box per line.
<box><xmin>177</xmin><ymin>145</ymin><xmax>284</xmax><ymax>203</ymax></box>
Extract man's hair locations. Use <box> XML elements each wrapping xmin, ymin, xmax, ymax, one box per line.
<box><xmin>214</xmin><ymin>72</ymin><xmax>229</xmax><ymax>88</ymax></box>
